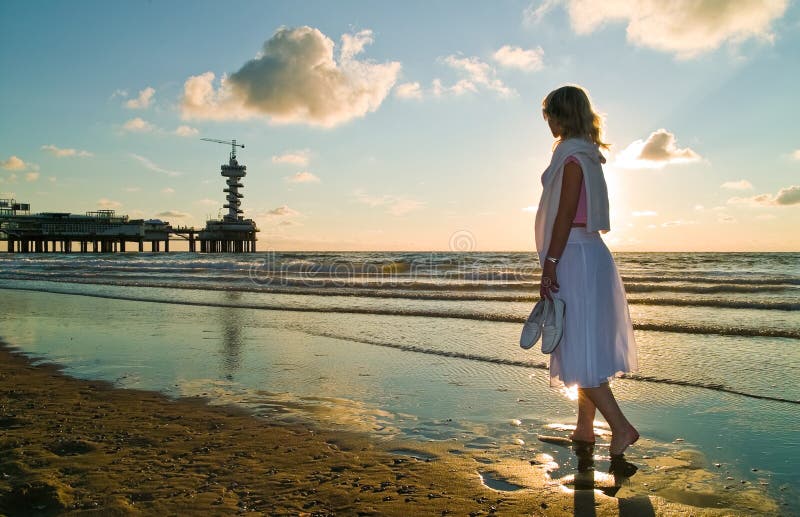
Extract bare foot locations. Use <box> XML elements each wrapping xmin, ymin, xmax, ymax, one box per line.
<box><xmin>569</xmin><ymin>432</ymin><xmax>596</xmax><ymax>444</ymax></box>
<box><xmin>609</xmin><ymin>426</ymin><xmax>639</xmax><ymax>456</ymax></box>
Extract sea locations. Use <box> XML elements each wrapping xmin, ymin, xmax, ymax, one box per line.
<box><xmin>0</xmin><ymin>251</ymin><xmax>798</xmax><ymax>513</ymax></box>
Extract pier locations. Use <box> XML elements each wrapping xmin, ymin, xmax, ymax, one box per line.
<box><xmin>0</xmin><ymin>138</ymin><xmax>259</xmax><ymax>254</ymax></box>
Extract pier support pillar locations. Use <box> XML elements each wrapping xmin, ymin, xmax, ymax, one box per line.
<box><xmin>164</xmin><ymin>240</ymin><xmax>169</xmax><ymax>252</ymax></box>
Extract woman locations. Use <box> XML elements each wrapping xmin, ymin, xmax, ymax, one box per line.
<box><xmin>534</xmin><ymin>85</ymin><xmax>639</xmax><ymax>457</ymax></box>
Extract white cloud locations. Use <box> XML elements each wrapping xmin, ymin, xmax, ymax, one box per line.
<box><xmin>196</xmin><ymin>198</ymin><xmax>218</xmax><ymax>206</ymax></box>
<box><xmin>792</xmin><ymin>149</ymin><xmax>800</xmax><ymax>160</ymax></box>
<box><xmin>110</xmin><ymin>89</ymin><xmax>128</xmax><ymax>100</ymax></box>
<box><xmin>272</xmin><ymin>150</ymin><xmax>310</xmax><ymax>166</ymax></box>
<box><xmin>755</xmin><ymin>213</ymin><xmax>777</xmax><ymax>220</ymax></box>
<box><xmin>727</xmin><ymin>185</ymin><xmax>800</xmax><ymax>206</ymax></box>
<box><xmin>98</xmin><ymin>198</ymin><xmax>122</xmax><ymax>209</ymax></box>
<box><xmin>522</xmin><ymin>205</ymin><xmax>537</xmax><ymax>212</ymax></box>
<box><xmin>125</xmin><ymin>87</ymin><xmax>155</xmax><ymax>109</ymax></box>
<box><xmin>161</xmin><ymin>187</ymin><xmax>175</xmax><ymax>194</ymax></box>
<box><xmin>439</xmin><ymin>55</ymin><xmax>514</xmax><ymax>97</ymax></box>
<box><xmin>174</xmin><ymin>125</ymin><xmax>199</xmax><ymax>137</ymax></box>
<box><xmin>156</xmin><ymin>210</ymin><xmax>191</xmax><ymax>219</ymax></box>
<box><xmin>353</xmin><ymin>188</ymin><xmax>424</xmax><ymax>216</ymax></box>
<box><xmin>123</xmin><ymin>117</ymin><xmax>155</xmax><ymax>133</ymax></box>
<box><xmin>395</xmin><ymin>82</ymin><xmax>423</xmax><ymax>100</ymax></box>
<box><xmin>1</xmin><ymin>156</ymin><xmax>26</xmax><ymax>170</ymax></box>
<box><xmin>285</xmin><ymin>171</ymin><xmax>320</xmax><ymax>183</ymax></box>
<box><xmin>41</xmin><ymin>144</ymin><xmax>93</xmax><ymax>157</ymax></box>
<box><xmin>129</xmin><ymin>153</ymin><xmax>183</xmax><ymax>177</ymax></box>
<box><xmin>721</xmin><ymin>179</ymin><xmax>753</xmax><ymax>190</ymax></box>
<box><xmin>534</xmin><ymin>0</ymin><xmax>788</xmax><ymax>59</ymax></box>
<box><xmin>523</xmin><ymin>0</ymin><xmax>560</xmax><ymax>26</ymax></box>
<box><xmin>25</xmin><ymin>172</ymin><xmax>40</xmax><ymax>182</ymax></box>
<box><xmin>255</xmin><ymin>205</ymin><xmax>302</xmax><ymax>225</ymax></box>
<box><xmin>615</xmin><ymin>129</ymin><xmax>702</xmax><ymax>169</ymax></box>
<box><xmin>124</xmin><ymin>186</ymin><xmax>141</xmax><ymax>192</ymax></box>
<box><xmin>180</xmin><ymin>26</ymin><xmax>401</xmax><ymax>128</ymax></box>
<box><xmin>492</xmin><ymin>45</ymin><xmax>544</xmax><ymax>71</ymax></box>
<box><xmin>661</xmin><ymin>219</ymin><xmax>695</xmax><ymax>227</ymax></box>
<box><xmin>631</xmin><ymin>210</ymin><xmax>657</xmax><ymax>217</ymax></box>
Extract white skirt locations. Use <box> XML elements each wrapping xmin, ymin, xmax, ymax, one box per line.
<box><xmin>548</xmin><ymin>227</ymin><xmax>638</xmax><ymax>388</ymax></box>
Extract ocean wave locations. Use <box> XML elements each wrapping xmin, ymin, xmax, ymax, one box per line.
<box><xmin>3</xmin><ymin>285</ymin><xmax>798</xmax><ymax>339</ymax></box>
<box><xmin>1</xmin><ymin>271</ymin><xmax>797</xmax><ymax>296</ymax></box>
<box><xmin>1</xmin><ymin>275</ymin><xmax>798</xmax><ymax>311</ymax></box>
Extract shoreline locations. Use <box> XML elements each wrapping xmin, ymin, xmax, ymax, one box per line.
<box><xmin>0</xmin><ymin>342</ymin><xmax>772</xmax><ymax>516</ymax></box>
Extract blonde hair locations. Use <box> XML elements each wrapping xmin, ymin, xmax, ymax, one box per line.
<box><xmin>542</xmin><ymin>85</ymin><xmax>609</xmax><ymax>150</ymax></box>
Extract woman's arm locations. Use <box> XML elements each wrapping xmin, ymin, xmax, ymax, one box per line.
<box><xmin>540</xmin><ymin>161</ymin><xmax>583</xmax><ymax>300</ymax></box>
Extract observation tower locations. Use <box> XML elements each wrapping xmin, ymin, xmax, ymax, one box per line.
<box><xmin>198</xmin><ymin>139</ymin><xmax>259</xmax><ymax>252</ymax></box>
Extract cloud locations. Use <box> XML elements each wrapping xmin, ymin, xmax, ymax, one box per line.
<box><xmin>129</xmin><ymin>153</ymin><xmax>183</xmax><ymax>177</ymax></box>
<box><xmin>530</xmin><ymin>0</ymin><xmax>788</xmax><ymax>59</ymax></box>
<box><xmin>1</xmin><ymin>156</ymin><xmax>26</xmax><ymax>170</ymax></box>
<box><xmin>717</xmin><ymin>213</ymin><xmax>737</xmax><ymax>223</ymax></box>
<box><xmin>353</xmin><ymin>188</ymin><xmax>424</xmax><ymax>216</ymax></box>
<box><xmin>97</xmin><ymin>198</ymin><xmax>122</xmax><ymax>209</ymax></box>
<box><xmin>123</xmin><ymin>117</ymin><xmax>155</xmax><ymax>133</ymax></box>
<box><xmin>174</xmin><ymin>125</ymin><xmax>199</xmax><ymax>137</ymax></box>
<box><xmin>180</xmin><ymin>26</ymin><xmax>401</xmax><ymax>127</ymax></box>
<box><xmin>395</xmin><ymin>82</ymin><xmax>423</xmax><ymax>99</ymax></box>
<box><xmin>776</xmin><ymin>186</ymin><xmax>800</xmax><ymax>205</ymax></box>
<box><xmin>438</xmin><ymin>55</ymin><xmax>514</xmax><ymax>97</ymax></box>
<box><xmin>272</xmin><ymin>150</ymin><xmax>310</xmax><ymax>166</ymax></box>
<box><xmin>727</xmin><ymin>185</ymin><xmax>800</xmax><ymax>206</ymax></box>
<box><xmin>792</xmin><ymin>149</ymin><xmax>800</xmax><ymax>160</ymax></box>
<box><xmin>615</xmin><ymin>129</ymin><xmax>702</xmax><ymax>169</ymax></box>
<box><xmin>721</xmin><ymin>179</ymin><xmax>753</xmax><ymax>190</ymax></box>
<box><xmin>523</xmin><ymin>0</ymin><xmax>560</xmax><ymax>26</ymax></box>
<box><xmin>125</xmin><ymin>87</ymin><xmax>155</xmax><ymax>109</ymax></box>
<box><xmin>631</xmin><ymin>210</ymin><xmax>657</xmax><ymax>217</ymax></box>
<box><xmin>41</xmin><ymin>144</ymin><xmax>93</xmax><ymax>157</ymax></box>
<box><xmin>661</xmin><ymin>219</ymin><xmax>695</xmax><ymax>227</ymax></box>
<box><xmin>255</xmin><ymin>205</ymin><xmax>303</xmax><ymax>225</ymax></box>
<box><xmin>196</xmin><ymin>198</ymin><xmax>218</xmax><ymax>206</ymax></box>
<box><xmin>25</xmin><ymin>172</ymin><xmax>40</xmax><ymax>182</ymax></box>
<box><xmin>492</xmin><ymin>45</ymin><xmax>544</xmax><ymax>71</ymax></box>
<box><xmin>285</xmin><ymin>171</ymin><xmax>320</xmax><ymax>183</ymax></box>
<box><xmin>156</xmin><ymin>210</ymin><xmax>191</xmax><ymax>219</ymax></box>
<box><xmin>522</xmin><ymin>205</ymin><xmax>537</xmax><ymax>212</ymax></box>
<box><xmin>124</xmin><ymin>186</ymin><xmax>141</xmax><ymax>192</ymax></box>
<box><xmin>161</xmin><ymin>187</ymin><xmax>175</xmax><ymax>194</ymax></box>
<box><xmin>265</xmin><ymin>205</ymin><xmax>300</xmax><ymax>216</ymax></box>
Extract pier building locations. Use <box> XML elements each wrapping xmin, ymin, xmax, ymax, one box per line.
<box><xmin>0</xmin><ymin>138</ymin><xmax>258</xmax><ymax>253</ymax></box>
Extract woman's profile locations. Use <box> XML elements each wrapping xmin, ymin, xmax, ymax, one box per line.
<box><xmin>534</xmin><ymin>85</ymin><xmax>639</xmax><ymax>456</ymax></box>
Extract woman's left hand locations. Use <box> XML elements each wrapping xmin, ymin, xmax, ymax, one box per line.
<box><xmin>539</xmin><ymin>261</ymin><xmax>559</xmax><ymax>301</ymax></box>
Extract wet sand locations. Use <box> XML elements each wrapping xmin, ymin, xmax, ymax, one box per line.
<box><xmin>0</xmin><ymin>344</ymin><xmax>771</xmax><ymax>516</ymax></box>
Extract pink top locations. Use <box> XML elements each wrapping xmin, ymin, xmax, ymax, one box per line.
<box><xmin>565</xmin><ymin>155</ymin><xmax>587</xmax><ymax>224</ymax></box>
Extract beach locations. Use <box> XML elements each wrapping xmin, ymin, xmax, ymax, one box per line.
<box><xmin>0</xmin><ymin>251</ymin><xmax>797</xmax><ymax>515</ymax></box>
<box><xmin>0</xmin><ymin>344</ymin><xmax>779</xmax><ymax>516</ymax></box>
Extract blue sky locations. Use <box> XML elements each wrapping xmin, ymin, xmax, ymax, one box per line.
<box><xmin>1</xmin><ymin>0</ymin><xmax>798</xmax><ymax>251</ymax></box>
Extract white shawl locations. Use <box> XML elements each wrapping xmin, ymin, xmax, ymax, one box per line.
<box><xmin>534</xmin><ymin>138</ymin><xmax>610</xmax><ymax>265</ymax></box>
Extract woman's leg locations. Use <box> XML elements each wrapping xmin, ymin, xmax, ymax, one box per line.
<box><xmin>581</xmin><ymin>382</ymin><xmax>639</xmax><ymax>455</ymax></box>
<box><xmin>571</xmin><ymin>388</ymin><xmax>596</xmax><ymax>442</ymax></box>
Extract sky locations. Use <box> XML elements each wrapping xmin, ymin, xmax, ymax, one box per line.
<box><xmin>1</xmin><ymin>0</ymin><xmax>799</xmax><ymax>252</ymax></box>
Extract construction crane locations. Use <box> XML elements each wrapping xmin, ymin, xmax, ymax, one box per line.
<box><xmin>201</xmin><ymin>138</ymin><xmax>245</xmax><ymax>161</ymax></box>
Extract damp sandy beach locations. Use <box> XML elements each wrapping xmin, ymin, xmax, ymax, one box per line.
<box><xmin>1</xmin><ymin>251</ymin><xmax>798</xmax><ymax>515</ymax></box>
<box><xmin>0</xmin><ymin>345</ymin><xmax>781</xmax><ymax>516</ymax></box>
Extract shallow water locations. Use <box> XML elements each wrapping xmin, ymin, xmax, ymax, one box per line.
<box><xmin>0</xmin><ymin>251</ymin><xmax>798</xmax><ymax>512</ymax></box>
